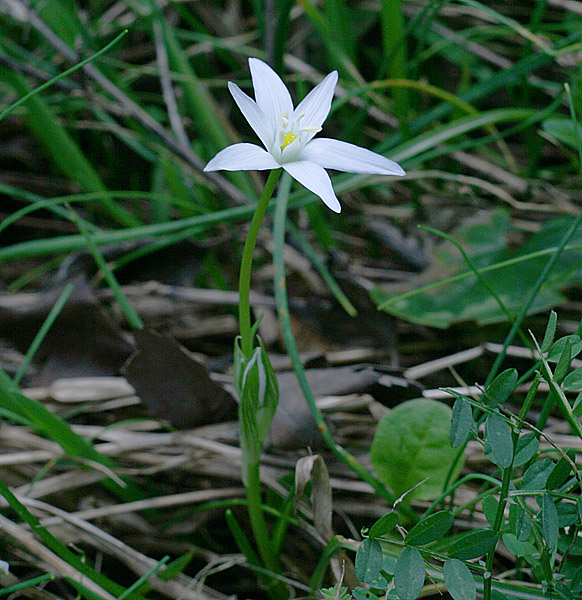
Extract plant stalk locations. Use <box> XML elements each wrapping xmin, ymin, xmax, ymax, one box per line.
<box><xmin>239</xmin><ymin>169</ymin><xmax>282</xmax><ymax>357</ymax></box>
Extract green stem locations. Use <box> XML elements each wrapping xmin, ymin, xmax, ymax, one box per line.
<box><xmin>246</xmin><ymin>462</ymin><xmax>278</xmax><ymax>573</ymax></box>
<box><xmin>239</xmin><ymin>169</ymin><xmax>282</xmax><ymax>357</ymax></box>
<box><xmin>483</xmin><ymin>374</ymin><xmax>542</xmax><ymax>600</ymax></box>
<box><xmin>483</xmin><ymin>466</ymin><xmax>512</xmax><ymax>600</ymax></box>
<box><xmin>237</xmin><ymin>168</ymin><xmax>286</xmax><ymax>600</ymax></box>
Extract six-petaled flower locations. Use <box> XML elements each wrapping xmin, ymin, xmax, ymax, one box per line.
<box><xmin>204</xmin><ymin>58</ymin><xmax>405</xmax><ymax>213</ymax></box>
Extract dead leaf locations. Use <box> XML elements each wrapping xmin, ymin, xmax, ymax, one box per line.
<box><xmin>122</xmin><ymin>329</ymin><xmax>237</xmax><ymax>428</ymax></box>
<box><xmin>294</xmin><ymin>454</ymin><xmax>333</xmax><ymax>542</ymax></box>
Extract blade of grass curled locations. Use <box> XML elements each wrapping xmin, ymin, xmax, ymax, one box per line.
<box><xmin>66</xmin><ymin>205</ymin><xmax>144</xmax><ymax>330</ymax></box>
<box><xmin>272</xmin><ymin>174</ymin><xmax>416</xmax><ymax>521</ymax></box>
<box><xmin>329</xmin><ymin>78</ymin><xmax>479</xmax><ymax>118</ymax></box>
<box><xmin>0</xmin><ymin>100</ymin><xmax>538</xmax><ymax>258</ymax></box>
<box><xmin>0</xmin><ymin>108</ymin><xmax>537</xmax><ymax>263</ymax></box>
<box><xmin>13</xmin><ymin>283</ymin><xmax>74</xmax><ymax>386</ymax></box>
<box><xmin>0</xmin><ymin>481</ymin><xmax>126</xmax><ymax>599</ymax></box>
<box><xmin>0</xmin><ymin>67</ymin><xmax>139</xmax><ymax>228</ymax></box>
<box><xmin>329</xmin><ymin>78</ymin><xmax>509</xmax><ymax>158</ymax></box>
<box><xmin>0</xmin><ymin>30</ymin><xmax>127</xmax><ymax>122</ymax></box>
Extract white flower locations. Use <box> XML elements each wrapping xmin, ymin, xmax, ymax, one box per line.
<box><xmin>204</xmin><ymin>58</ymin><xmax>405</xmax><ymax>213</ymax></box>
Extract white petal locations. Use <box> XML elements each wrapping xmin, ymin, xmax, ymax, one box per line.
<box><xmin>302</xmin><ymin>138</ymin><xmax>406</xmax><ymax>176</ymax></box>
<box><xmin>293</xmin><ymin>71</ymin><xmax>338</xmax><ymax>141</ymax></box>
<box><xmin>282</xmin><ymin>161</ymin><xmax>341</xmax><ymax>213</ymax></box>
<box><xmin>228</xmin><ymin>82</ymin><xmax>274</xmax><ymax>149</ymax></box>
<box><xmin>204</xmin><ymin>143</ymin><xmax>280</xmax><ymax>171</ymax></box>
<box><xmin>249</xmin><ymin>58</ymin><xmax>293</xmax><ymax>134</ymax></box>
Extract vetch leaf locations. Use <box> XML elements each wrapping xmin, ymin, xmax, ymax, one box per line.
<box><xmin>513</xmin><ymin>433</ymin><xmax>539</xmax><ymax>467</ymax></box>
<box><xmin>546</xmin><ymin>450</ymin><xmax>574</xmax><ymax>490</ymax></box>
<box><xmin>484</xmin><ymin>413</ymin><xmax>513</xmax><ymax>469</ymax></box>
<box><xmin>556</xmin><ymin>502</ymin><xmax>578</xmax><ymax>528</ymax></box>
<box><xmin>521</xmin><ymin>459</ymin><xmax>554</xmax><ymax>491</ymax></box>
<box><xmin>547</xmin><ymin>335</ymin><xmax>582</xmax><ymax>362</ymax></box>
<box><xmin>562</xmin><ymin>367</ymin><xmax>582</xmax><ymax>390</ymax></box>
<box><xmin>571</xmin><ymin>565</ymin><xmax>582</xmax><ymax>593</ymax></box>
<box><xmin>450</xmin><ymin>397</ymin><xmax>474</xmax><ymax>447</ymax></box>
<box><xmin>320</xmin><ymin>584</ymin><xmax>351</xmax><ymax>600</ymax></box>
<box><xmin>352</xmin><ymin>587</ymin><xmax>376</xmax><ymax>600</ymax></box>
<box><xmin>515</xmin><ymin>508</ymin><xmax>532</xmax><ymax>541</ymax></box>
<box><xmin>481</xmin><ymin>496</ymin><xmax>499</xmax><ymax>529</ymax></box>
<box><xmin>369</xmin><ymin>511</ymin><xmax>399</xmax><ymax>539</ymax></box>
<box><xmin>541</xmin><ymin>310</ymin><xmax>558</xmax><ymax>352</ymax></box>
<box><xmin>484</xmin><ymin>369</ymin><xmax>517</xmax><ymax>406</ymax></box>
<box><xmin>394</xmin><ymin>547</ymin><xmax>425</xmax><ymax>600</ymax></box>
<box><xmin>382</xmin><ymin>554</ymin><xmax>397</xmax><ymax>576</ymax></box>
<box><xmin>541</xmin><ymin>495</ymin><xmax>559</xmax><ymax>550</ymax></box>
<box><xmin>449</xmin><ymin>529</ymin><xmax>498</xmax><ymax>560</ymax></box>
<box><xmin>554</xmin><ymin>338</ymin><xmax>572</xmax><ymax>382</ymax></box>
<box><xmin>502</xmin><ymin>533</ymin><xmax>537</xmax><ymax>559</ymax></box>
<box><xmin>405</xmin><ymin>511</ymin><xmax>454</xmax><ymax>546</ymax></box>
<box><xmin>443</xmin><ymin>559</ymin><xmax>476</xmax><ymax>600</ymax></box>
<box><xmin>371</xmin><ymin>399</ymin><xmax>464</xmax><ymax>501</ymax></box>
<box><xmin>355</xmin><ymin>538</ymin><xmax>383</xmax><ymax>584</ymax></box>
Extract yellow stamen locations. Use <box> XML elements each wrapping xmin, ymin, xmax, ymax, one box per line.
<box><xmin>280</xmin><ymin>132</ymin><xmax>297</xmax><ymax>151</ymax></box>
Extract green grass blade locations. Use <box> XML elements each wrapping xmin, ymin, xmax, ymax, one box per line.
<box><xmin>379</xmin><ymin>29</ymin><xmax>582</xmax><ymax>152</ymax></box>
<box><xmin>0</xmin><ymin>480</ymin><xmax>127</xmax><ymax>598</ymax></box>
<box><xmin>13</xmin><ymin>283</ymin><xmax>74</xmax><ymax>385</ymax></box>
<box><xmin>116</xmin><ymin>556</ymin><xmax>170</xmax><ymax>600</ymax></box>
<box><xmin>286</xmin><ymin>221</ymin><xmax>356</xmax><ymax>317</ymax></box>
<box><xmin>66</xmin><ymin>205</ymin><xmax>144</xmax><ymax>330</ymax></box>
<box><xmin>0</xmin><ymin>574</ymin><xmax>55</xmax><ymax>597</ymax></box>
<box><xmin>381</xmin><ymin>0</ymin><xmax>409</xmax><ymax>133</ymax></box>
<box><xmin>0</xmin><ymin>30</ymin><xmax>128</xmax><ymax>122</ymax></box>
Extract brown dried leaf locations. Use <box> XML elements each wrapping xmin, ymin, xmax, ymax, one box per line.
<box><xmin>122</xmin><ymin>329</ymin><xmax>237</xmax><ymax>428</ymax></box>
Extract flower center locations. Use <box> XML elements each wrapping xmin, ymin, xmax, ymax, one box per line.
<box><xmin>280</xmin><ymin>132</ymin><xmax>297</xmax><ymax>151</ymax></box>
<box><xmin>275</xmin><ymin>110</ymin><xmax>321</xmax><ymax>160</ymax></box>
